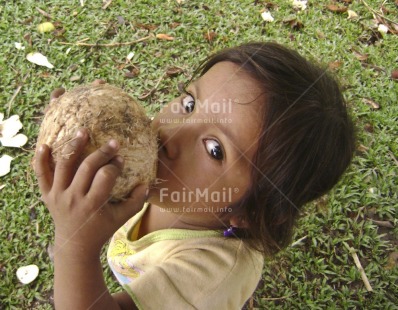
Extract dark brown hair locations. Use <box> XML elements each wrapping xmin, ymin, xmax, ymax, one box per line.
<box><xmin>199</xmin><ymin>42</ymin><xmax>356</xmax><ymax>256</ymax></box>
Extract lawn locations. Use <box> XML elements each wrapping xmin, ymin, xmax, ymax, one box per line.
<box><xmin>0</xmin><ymin>0</ymin><xmax>397</xmax><ymax>308</ymax></box>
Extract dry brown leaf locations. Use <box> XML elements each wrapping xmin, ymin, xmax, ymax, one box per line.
<box><xmin>166</xmin><ymin>66</ymin><xmax>183</xmax><ymax>77</ymax></box>
<box><xmin>39</xmin><ymin>72</ymin><xmax>52</xmax><ymax>78</ymax></box>
<box><xmin>135</xmin><ymin>22</ymin><xmax>158</xmax><ymax>31</ymax></box>
<box><xmin>204</xmin><ymin>31</ymin><xmax>217</xmax><ymax>42</ymax></box>
<box><xmin>391</xmin><ymin>70</ymin><xmax>398</xmax><ymax>80</ymax></box>
<box><xmin>327</xmin><ymin>4</ymin><xmax>348</xmax><ymax>13</ymax></box>
<box><xmin>363</xmin><ymin>98</ymin><xmax>380</xmax><ymax>110</ymax></box>
<box><xmin>352</xmin><ymin>50</ymin><xmax>369</xmax><ymax>61</ymax></box>
<box><xmin>371</xmin><ymin>219</ymin><xmax>394</xmax><ymax>228</ymax></box>
<box><xmin>169</xmin><ymin>22</ymin><xmax>181</xmax><ymax>29</ymax></box>
<box><xmin>357</xmin><ymin>144</ymin><xmax>369</xmax><ymax>153</ymax></box>
<box><xmin>124</xmin><ymin>66</ymin><xmax>140</xmax><ymax>79</ymax></box>
<box><xmin>363</xmin><ymin>123</ymin><xmax>374</xmax><ymax>133</ymax></box>
<box><xmin>283</xmin><ymin>16</ymin><xmax>304</xmax><ymax>30</ymax></box>
<box><xmin>156</xmin><ymin>33</ymin><xmax>175</xmax><ymax>41</ymax></box>
<box><xmin>328</xmin><ymin>61</ymin><xmax>342</xmax><ymax>70</ymax></box>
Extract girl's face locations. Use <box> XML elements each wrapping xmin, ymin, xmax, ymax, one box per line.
<box><xmin>149</xmin><ymin>61</ymin><xmax>264</xmax><ymax>228</ymax></box>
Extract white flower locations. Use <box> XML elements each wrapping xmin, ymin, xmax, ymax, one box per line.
<box><xmin>261</xmin><ymin>11</ymin><xmax>274</xmax><ymax>22</ymax></box>
<box><xmin>15</xmin><ymin>42</ymin><xmax>25</xmax><ymax>50</ymax></box>
<box><xmin>292</xmin><ymin>0</ymin><xmax>307</xmax><ymax>11</ymax></box>
<box><xmin>16</xmin><ymin>265</ymin><xmax>39</xmax><ymax>284</ymax></box>
<box><xmin>0</xmin><ymin>114</ymin><xmax>28</xmax><ymax>148</ymax></box>
<box><xmin>0</xmin><ymin>155</ymin><xmax>13</xmax><ymax>177</ymax></box>
<box><xmin>378</xmin><ymin>24</ymin><xmax>389</xmax><ymax>34</ymax></box>
<box><xmin>26</xmin><ymin>52</ymin><xmax>54</xmax><ymax>69</ymax></box>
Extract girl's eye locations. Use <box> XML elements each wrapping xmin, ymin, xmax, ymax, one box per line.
<box><xmin>204</xmin><ymin>139</ymin><xmax>224</xmax><ymax>161</ymax></box>
<box><xmin>182</xmin><ymin>94</ymin><xmax>195</xmax><ymax>113</ymax></box>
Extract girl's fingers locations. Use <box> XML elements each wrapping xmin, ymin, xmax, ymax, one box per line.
<box><xmin>53</xmin><ymin>129</ymin><xmax>89</xmax><ymax>191</ymax></box>
<box><xmin>72</xmin><ymin>140</ymin><xmax>120</xmax><ymax>195</ymax></box>
<box><xmin>85</xmin><ymin>156</ymin><xmax>124</xmax><ymax>205</ymax></box>
<box><xmin>34</xmin><ymin>144</ymin><xmax>54</xmax><ymax>194</ymax></box>
<box><xmin>111</xmin><ymin>184</ymin><xmax>148</xmax><ymax>226</ymax></box>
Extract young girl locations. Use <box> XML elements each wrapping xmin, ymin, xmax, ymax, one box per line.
<box><xmin>35</xmin><ymin>42</ymin><xmax>355</xmax><ymax>309</ymax></box>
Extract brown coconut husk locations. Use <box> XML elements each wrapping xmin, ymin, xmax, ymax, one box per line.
<box><xmin>35</xmin><ymin>83</ymin><xmax>157</xmax><ymax>201</ymax></box>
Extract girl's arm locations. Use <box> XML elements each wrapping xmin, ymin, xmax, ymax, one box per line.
<box><xmin>35</xmin><ymin>128</ymin><xmax>146</xmax><ymax>310</ymax></box>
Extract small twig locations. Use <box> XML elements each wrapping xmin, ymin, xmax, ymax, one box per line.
<box><xmin>261</xmin><ymin>293</ymin><xmax>296</xmax><ymax>301</ymax></box>
<box><xmin>28</xmin><ymin>201</ymin><xmax>41</xmax><ymax>210</ymax></box>
<box><xmin>291</xmin><ymin>235</ymin><xmax>308</xmax><ymax>247</ymax></box>
<box><xmin>7</xmin><ymin>73</ymin><xmax>29</xmax><ymax>117</ymax></box>
<box><xmin>345</xmin><ymin>245</ymin><xmax>373</xmax><ymax>292</ymax></box>
<box><xmin>138</xmin><ymin>72</ymin><xmax>167</xmax><ymax>100</ymax></box>
<box><xmin>360</xmin><ymin>0</ymin><xmax>398</xmax><ymax>26</ymax></box>
<box><xmin>36</xmin><ymin>7</ymin><xmax>52</xmax><ymax>19</ymax></box>
<box><xmin>102</xmin><ymin>0</ymin><xmax>113</xmax><ymax>9</ymax></box>
<box><xmin>59</xmin><ymin>35</ymin><xmax>153</xmax><ymax>47</ymax></box>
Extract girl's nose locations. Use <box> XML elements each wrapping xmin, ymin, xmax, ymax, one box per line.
<box><xmin>158</xmin><ymin>127</ymin><xmax>180</xmax><ymax>160</ymax></box>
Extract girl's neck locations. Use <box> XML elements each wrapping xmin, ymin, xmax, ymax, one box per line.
<box><xmin>137</xmin><ymin>203</ymin><xmax>226</xmax><ymax>239</ymax></box>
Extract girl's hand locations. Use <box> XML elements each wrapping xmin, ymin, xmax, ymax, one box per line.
<box><xmin>35</xmin><ymin>128</ymin><xmax>147</xmax><ymax>261</ymax></box>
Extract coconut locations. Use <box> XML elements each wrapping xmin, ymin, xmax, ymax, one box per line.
<box><xmin>35</xmin><ymin>83</ymin><xmax>157</xmax><ymax>200</ymax></box>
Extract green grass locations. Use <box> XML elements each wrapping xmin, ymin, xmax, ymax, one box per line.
<box><xmin>1</xmin><ymin>0</ymin><xmax>397</xmax><ymax>308</ymax></box>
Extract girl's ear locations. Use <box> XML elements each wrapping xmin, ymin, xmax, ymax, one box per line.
<box><xmin>229</xmin><ymin>215</ymin><xmax>249</xmax><ymax>229</ymax></box>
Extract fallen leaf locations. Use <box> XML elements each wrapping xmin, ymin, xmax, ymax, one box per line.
<box><xmin>347</xmin><ymin>10</ymin><xmax>358</xmax><ymax>19</ymax></box>
<box><xmin>26</xmin><ymin>52</ymin><xmax>54</xmax><ymax>69</ymax></box>
<box><xmin>363</xmin><ymin>98</ymin><xmax>380</xmax><ymax>110</ymax></box>
<box><xmin>0</xmin><ymin>184</ymin><xmax>5</xmax><ymax>191</ymax></box>
<box><xmin>391</xmin><ymin>70</ymin><xmax>398</xmax><ymax>80</ymax></box>
<box><xmin>352</xmin><ymin>50</ymin><xmax>369</xmax><ymax>61</ymax></box>
<box><xmin>14</xmin><ymin>42</ymin><xmax>25</xmax><ymax>50</ymax></box>
<box><xmin>261</xmin><ymin>11</ymin><xmax>274</xmax><ymax>22</ymax></box>
<box><xmin>370</xmin><ymin>219</ymin><xmax>394</xmax><ymax>228</ymax></box>
<box><xmin>16</xmin><ymin>265</ymin><xmax>39</xmax><ymax>284</ymax></box>
<box><xmin>328</xmin><ymin>60</ymin><xmax>342</xmax><ymax>70</ymax></box>
<box><xmin>134</xmin><ymin>22</ymin><xmax>158</xmax><ymax>31</ymax></box>
<box><xmin>169</xmin><ymin>22</ymin><xmax>181</xmax><ymax>29</ymax></box>
<box><xmin>53</xmin><ymin>28</ymin><xmax>66</xmax><ymax>37</ymax></box>
<box><xmin>166</xmin><ymin>66</ymin><xmax>183</xmax><ymax>77</ymax></box>
<box><xmin>283</xmin><ymin>16</ymin><xmax>304</xmax><ymax>30</ymax></box>
<box><xmin>364</xmin><ymin>123</ymin><xmax>374</xmax><ymax>133</ymax></box>
<box><xmin>0</xmin><ymin>155</ymin><xmax>13</xmax><ymax>177</ymax></box>
<box><xmin>37</xmin><ymin>22</ymin><xmax>55</xmax><ymax>33</ymax></box>
<box><xmin>327</xmin><ymin>4</ymin><xmax>347</xmax><ymax>13</ymax></box>
<box><xmin>156</xmin><ymin>33</ymin><xmax>175</xmax><ymax>41</ymax></box>
<box><xmin>357</xmin><ymin>144</ymin><xmax>369</xmax><ymax>153</ymax></box>
<box><xmin>124</xmin><ymin>66</ymin><xmax>140</xmax><ymax>79</ymax></box>
<box><xmin>204</xmin><ymin>31</ymin><xmax>217</xmax><ymax>42</ymax></box>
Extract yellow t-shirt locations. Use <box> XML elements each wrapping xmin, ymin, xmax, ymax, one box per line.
<box><xmin>107</xmin><ymin>203</ymin><xmax>264</xmax><ymax>310</ymax></box>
